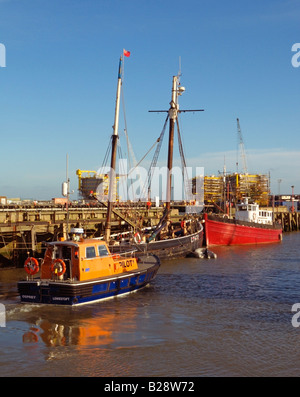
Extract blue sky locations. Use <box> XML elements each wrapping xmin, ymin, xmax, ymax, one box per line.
<box><xmin>0</xmin><ymin>0</ymin><xmax>299</xmax><ymax>199</ymax></box>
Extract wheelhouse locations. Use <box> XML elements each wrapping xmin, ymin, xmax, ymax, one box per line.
<box><xmin>41</xmin><ymin>239</ymin><xmax>138</xmax><ymax>282</ymax></box>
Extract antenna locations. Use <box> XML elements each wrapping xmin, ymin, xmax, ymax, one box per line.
<box><xmin>62</xmin><ymin>153</ymin><xmax>74</xmax><ymax>239</ymax></box>
<box><xmin>178</xmin><ymin>56</ymin><xmax>182</xmax><ymax>78</ymax></box>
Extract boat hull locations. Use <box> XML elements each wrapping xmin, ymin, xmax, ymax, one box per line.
<box><xmin>204</xmin><ymin>214</ymin><xmax>282</xmax><ymax>246</ymax></box>
<box><xmin>18</xmin><ymin>256</ymin><xmax>160</xmax><ymax>306</ymax></box>
<box><xmin>110</xmin><ymin>226</ymin><xmax>203</xmax><ymax>260</ymax></box>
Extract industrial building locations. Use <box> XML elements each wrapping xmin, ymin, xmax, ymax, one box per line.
<box><xmin>76</xmin><ymin>170</ymin><xmax>118</xmax><ymax>201</ymax></box>
<box><xmin>193</xmin><ymin>173</ymin><xmax>270</xmax><ymax>207</ymax></box>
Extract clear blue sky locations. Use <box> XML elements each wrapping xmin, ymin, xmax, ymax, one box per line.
<box><xmin>0</xmin><ymin>0</ymin><xmax>299</xmax><ymax>199</ymax></box>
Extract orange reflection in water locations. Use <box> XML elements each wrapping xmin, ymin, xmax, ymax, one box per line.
<box><xmin>22</xmin><ymin>305</ymin><xmax>138</xmax><ymax>349</ymax></box>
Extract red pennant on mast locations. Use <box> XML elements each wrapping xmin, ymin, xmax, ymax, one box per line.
<box><xmin>123</xmin><ymin>49</ymin><xmax>131</xmax><ymax>57</ymax></box>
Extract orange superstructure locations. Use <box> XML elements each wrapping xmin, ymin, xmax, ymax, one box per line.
<box><xmin>41</xmin><ymin>239</ymin><xmax>138</xmax><ymax>282</ymax></box>
<box><xmin>19</xmin><ymin>232</ymin><xmax>159</xmax><ymax>306</ymax></box>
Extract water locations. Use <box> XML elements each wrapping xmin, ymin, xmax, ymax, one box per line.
<box><xmin>1</xmin><ymin>233</ymin><xmax>300</xmax><ymax>377</ymax></box>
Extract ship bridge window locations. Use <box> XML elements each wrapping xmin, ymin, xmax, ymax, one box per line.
<box><xmin>86</xmin><ymin>246</ymin><xmax>96</xmax><ymax>258</ymax></box>
<box><xmin>98</xmin><ymin>245</ymin><xmax>109</xmax><ymax>257</ymax></box>
<box><xmin>239</xmin><ymin>206</ymin><xmax>247</xmax><ymax>211</ymax></box>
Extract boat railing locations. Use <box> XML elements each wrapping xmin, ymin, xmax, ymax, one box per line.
<box><xmin>110</xmin><ymin>250</ymin><xmax>137</xmax><ymax>259</ymax></box>
<box><xmin>207</xmin><ymin>214</ymin><xmax>282</xmax><ymax>229</ymax></box>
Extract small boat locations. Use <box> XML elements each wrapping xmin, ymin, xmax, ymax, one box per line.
<box><xmin>110</xmin><ymin>217</ymin><xmax>203</xmax><ymax>260</ymax></box>
<box><xmin>18</xmin><ymin>228</ymin><xmax>160</xmax><ymax>306</ymax></box>
<box><xmin>204</xmin><ymin>198</ymin><xmax>283</xmax><ymax>246</ymax></box>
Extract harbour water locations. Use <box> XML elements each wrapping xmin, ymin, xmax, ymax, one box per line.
<box><xmin>1</xmin><ymin>232</ymin><xmax>300</xmax><ymax>377</ymax></box>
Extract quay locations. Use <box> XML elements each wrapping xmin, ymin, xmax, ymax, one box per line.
<box><xmin>274</xmin><ymin>211</ymin><xmax>300</xmax><ymax>233</ymax></box>
<box><xmin>0</xmin><ymin>204</ymin><xmax>181</xmax><ymax>266</ymax></box>
<box><xmin>0</xmin><ymin>203</ymin><xmax>299</xmax><ymax>267</ymax></box>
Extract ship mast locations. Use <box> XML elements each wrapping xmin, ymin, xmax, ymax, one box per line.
<box><xmin>104</xmin><ymin>57</ymin><xmax>123</xmax><ymax>242</ymax></box>
<box><xmin>166</xmin><ymin>76</ymin><xmax>180</xmax><ymax>213</ymax></box>
<box><xmin>149</xmin><ymin>74</ymin><xmax>204</xmax><ymax>216</ymax></box>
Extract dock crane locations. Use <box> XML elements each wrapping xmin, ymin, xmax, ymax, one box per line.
<box><xmin>236</xmin><ymin>118</ymin><xmax>248</xmax><ymax>174</ymax></box>
<box><xmin>236</xmin><ymin>118</ymin><xmax>250</xmax><ymax>201</ymax></box>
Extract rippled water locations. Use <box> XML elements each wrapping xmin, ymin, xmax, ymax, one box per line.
<box><xmin>1</xmin><ymin>232</ymin><xmax>300</xmax><ymax>377</ymax></box>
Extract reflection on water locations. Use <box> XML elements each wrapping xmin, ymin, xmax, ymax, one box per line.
<box><xmin>1</xmin><ymin>233</ymin><xmax>300</xmax><ymax>376</ymax></box>
<box><xmin>20</xmin><ymin>307</ymin><xmax>138</xmax><ymax>348</ymax></box>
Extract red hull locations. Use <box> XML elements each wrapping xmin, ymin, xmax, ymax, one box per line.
<box><xmin>204</xmin><ymin>213</ymin><xmax>283</xmax><ymax>246</ymax></box>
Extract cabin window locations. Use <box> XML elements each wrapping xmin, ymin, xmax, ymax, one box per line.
<box><xmin>98</xmin><ymin>245</ymin><xmax>109</xmax><ymax>257</ymax></box>
<box><xmin>86</xmin><ymin>246</ymin><xmax>96</xmax><ymax>258</ymax></box>
<box><xmin>62</xmin><ymin>246</ymin><xmax>72</xmax><ymax>260</ymax></box>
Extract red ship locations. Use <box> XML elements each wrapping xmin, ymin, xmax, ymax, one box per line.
<box><xmin>204</xmin><ymin>199</ymin><xmax>283</xmax><ymax>246</ymax></box>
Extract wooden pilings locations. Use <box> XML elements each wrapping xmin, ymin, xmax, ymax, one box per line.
<box><xmin>0</xmin><ymin>205</ymin><xmax>169</xmax><ymax>266</ymax></box>
<box><xmin>274</xmin><ymin>212</ymin><xmax>300</xmax><ymax>232</ymax></box>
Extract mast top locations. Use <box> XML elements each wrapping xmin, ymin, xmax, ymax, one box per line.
<box><xmin>118</xmin><ymin>56</ymin><xmax>122</xmax><ymax>79</ymax></box>
<box><xmin>149</xmin><ymin>75</ymin><xmax>204</xmax><ymax>114</ymax></box>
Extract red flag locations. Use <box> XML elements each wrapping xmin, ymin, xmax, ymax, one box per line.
<box><xmin>123</xmin><ymin>49</ymin><xmax>131</xmax><ymax>57</ymax></box>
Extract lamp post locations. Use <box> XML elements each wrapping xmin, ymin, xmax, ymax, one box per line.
<box><xmin>278</xmin><ymin>179</ymin><xmax>282</xmax><ymax>196</ymax></box>
<box><xmin>291</xmin><ymin>185</ymin><xmax>295</xmax><ymax>213</ymax></box>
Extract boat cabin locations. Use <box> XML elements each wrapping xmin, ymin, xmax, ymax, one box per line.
<box><xmin>235</xmin><ymin>199</ymin><xmax>273</xmax><ymax>225</ymax></box>
<box><xmin>40</xmin><ymin>238</ymin><xmax>138</xmax><ymax>282</ymax></box>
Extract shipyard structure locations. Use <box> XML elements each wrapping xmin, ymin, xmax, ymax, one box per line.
<box><xmin>192</xmin><ymin>173</ymin><xmax>270</xmax><ymax>208</ymax></box>
<box><xmin>2</xmin><ymin>170</ymin><xmax>299</xmax><ymax>267</ymax></box>
<box><xmin>76</xmin><ymin>169</ymin><xmax>269</xmax><ymax>207</ymax></box>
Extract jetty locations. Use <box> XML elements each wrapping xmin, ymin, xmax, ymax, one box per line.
<box><xmin>274</xmin><ymin>211</ymin><xmax>300</xmax><ymax>233</ymax></box>
<box><xmin>0</xmin><ymin>201</ymin><xmax>299</xmax><ymax>267</ymax></box>
<box><xmin>0</xmin><ymin>203</ymin><xmax>183</xmax><ymax>265</ymax></box>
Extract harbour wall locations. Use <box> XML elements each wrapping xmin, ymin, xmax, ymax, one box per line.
<box><xmin>0</xmin><ymin>204</ymin><xmax>298</xmax><ymax>267</ymax></box>
<box><xmin>0</xmin><ymin>205</ymin><xmax>180</xmax><ymax>266</ymax></box>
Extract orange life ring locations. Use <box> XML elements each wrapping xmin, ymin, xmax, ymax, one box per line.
<box><xmin>134</xmin><ymin>232</ymin><xmax>142</xmax><ymax>243</ymax></box>
<box><xmin>24</xmin><ymin>257</ymin><xmax>39</xmax><ymax>275</ymax></box>
<box><xmin>51</xmin><ymin>259</ymin><xmax>66</xmax><ymax>277</ymax></box>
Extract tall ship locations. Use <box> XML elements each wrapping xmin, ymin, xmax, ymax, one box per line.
<box><xmin>99</xmin><ymin>54</ymin><xmax>204</xmax><ymax>259</ymax></box>
<box><xmin>204</xmin><ymin>198</ymin><xmax>283</xmax><ymax>246</ymax></box>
